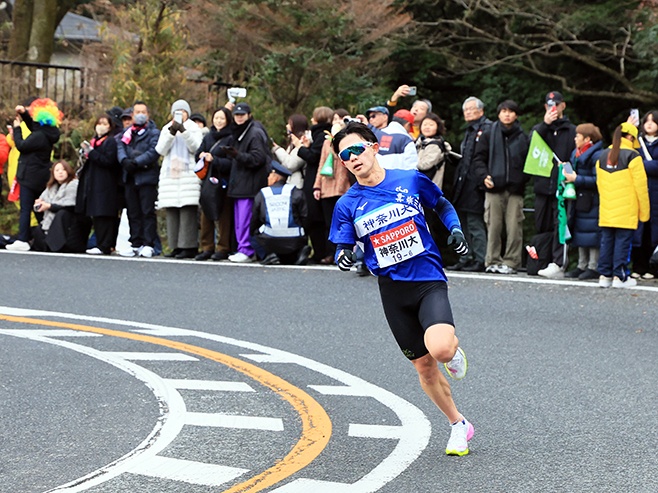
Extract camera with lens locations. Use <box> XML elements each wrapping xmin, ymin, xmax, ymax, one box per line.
<box><xmin>33</xmin><ymin>203</ymin><xmax>41</xmax><ymax>212</ymax></box>
<box><xmin>343</xmin><ymin>117</ymin><xmax>360</xmax><ymax>124</ymax></box>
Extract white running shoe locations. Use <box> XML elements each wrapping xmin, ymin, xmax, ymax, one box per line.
<box><xmin>538</xmin><ymin>262</ymin><xmax>564</xmax><ymax>278</ymax></box>
<box><xmin>445</xmin><ymin>418</ymin><xmax>475</xmax><ymax>456</ymax></box>
<box><xmin>228</xmin><ymin>252</ymin><xmax>254</xmax><ymax>263</ymax></box>
<box><xmin>485</xmin><ymin>264</ymin><xmax>500</xmax><ymax>273</ymax></box>
<box><xmin>6</xmin><ymin>240</ymin><xmax>31</xmax><ymax>251</ymax></box>
<box><xmin>444</xmin><ymin>347</ymin><xmax>468</xmax><ymax>380</ymax></box>
<box><xmin>138</xmin><ymin>246</ymin><xmax>154</xmax><ymax>258</ymax></box>
<box><xmin>119</xmin><ymin>247</ymin><xmax>138</xmax><ymax>257</ymax></box>
<box><xmin>86</xmin><ymin>247</ymin><xmax>104</xmax><ymax>255</ymax></box>
<box><xmin>612</xmin><ymin>276</ymin><xmax>637</xmax><ymax>288</ymax></box>
<box><xmin>599</xmin><ymin>275</ymin><xmax>612</xmax><ymax>288</ymax></box>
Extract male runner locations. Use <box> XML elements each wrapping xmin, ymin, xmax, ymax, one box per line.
<box><xmin>330</xmin><ymin>123</ymin><xmax>474</xmax><ymax>456</ymax></box>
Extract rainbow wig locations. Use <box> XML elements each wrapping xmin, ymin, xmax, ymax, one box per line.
<box><xmin>29</xmin><ymin>98</ymin><xmax>64</xmax><ymax>127</ymax></box>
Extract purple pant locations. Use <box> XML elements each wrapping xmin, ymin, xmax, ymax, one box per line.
<box><xmin>234</xmin><ymin>198</ymin><xmax>255</xmax><ymax>256</ymax></box>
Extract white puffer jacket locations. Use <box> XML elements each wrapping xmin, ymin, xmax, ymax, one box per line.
<box><xmin>156</xmin><ymin>119</ymin><xmax>203</xmax><ymax>209</ymax></box>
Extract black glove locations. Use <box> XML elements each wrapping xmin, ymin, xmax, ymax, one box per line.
<box><xmin>336</xmin><ymin>249</ymin><xmax>357</xmax><ymax>271</ymax></box>
<box><xmin>169</xmin><ymin>121</ymin><xmax>185</xmax><ymax>135</ymax></box>
<box><xmin>447</xmin><ymin>229</ymin><xmax>469</xmax><ymax>256</ymax></box>
<box><xmin>222</xmin><ymin>146</ymin><xmax>239</xmax><ymax>158</ymax></box>
<box><xmin>122</xmin><ymin>158</ymin><xmax>137</xmax><ymax>174</ymax></box>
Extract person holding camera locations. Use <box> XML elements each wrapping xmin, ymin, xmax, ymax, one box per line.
<box><xmin>30</xmin><ymin>160</ymin><xmax>86</xmax><ymax>253</ymax></box>
<box><xmin>272</xmin><ymin>113</ymin><xmax>309</xmax><ymax>189</ymax></box>
<box><xmin>329</xmin><ymin>123</ymin><xmax>474</xmax><ymax>456</ymax></box>
<box><xmin>532</xmin><ymin>91</ymin><xmax>577</xmax><ymax>278</ymax></box>
<box><xmin>6</xmin><ymin>98</ymin><xmax>62</xmax><ymax>252</ymax></box>
<box><xmin>156</xmin><ymin>99</ymin><xmax>203</xmax><ymax>259</ymax></box>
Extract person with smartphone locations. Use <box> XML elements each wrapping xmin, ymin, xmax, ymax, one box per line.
<box><xmin>385</xmin><ymin>84</ymin><xmax>433</xmax><ymax>139</ymax></box>
<box><xmin>6</xmin><ymin>98</ymin><xmax>62</xmax><ymax>252</ymax></box>
<box><xmin>560</xmin><ymin>124</ymin><xmax>605</xmax><ymax>280</ymax></box>
<box><xmin>155</xmin><ymin>99</ymin><xmax>203</xmax><ymax>259</ymax></box>
<box><xmin>531</xmin><ymin>91</ymin><xmax>577</xmax><ymax>279</ymax></box>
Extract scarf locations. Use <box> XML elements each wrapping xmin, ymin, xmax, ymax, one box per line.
<box><xmin>90</xmin><ymin>134</ymin><xmax>108</xmax><ymax>148</ymax></box>
<box><xmin>121</xmin><ymin>124</ymin><xmax>147</xmax><ymax>145</ymax></box>
<box><xmin>575</xmin><ymin>141</ymin><xmax>593</xmax><ymax>159</ymax></box>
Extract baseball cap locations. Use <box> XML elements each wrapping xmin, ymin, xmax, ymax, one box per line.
<box><xmin>545</xmin><ymin>91</ymin><xmax>564</xmax><ymax>104</ymax></box>
<box><xmin>121</xmin><ymin>107</ymin><xmax>133</xmax><ymax>118</ymax></box>
<box><xmin>365</xmin><ymin>106</ymin><xmax>389</xmax><ymax>118</ymax></box>
<box><xmin>393</xmin><ymin>109</ymin><xmax>414</xmax><ymax>126</ymax></box>
<box><xmin>270</xmin><ymin>160</ymin><xmax>291</xmax><ymax>177</ymax></box>
<box><xmin>233</xmin><ymin>102</ymin><xmax>252</xmax><ymax>115</ymax></box>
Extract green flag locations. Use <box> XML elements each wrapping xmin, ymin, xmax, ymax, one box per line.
<box><xmin>524</xmin><ymin>131</ymin><xmax>554</xmax><ymax>177</ymax></box>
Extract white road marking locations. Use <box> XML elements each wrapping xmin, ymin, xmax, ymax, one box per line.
<box><xmin>185</xmin><ymin>412</ymin><xmax>284</xmax><ymax>431</ymax></box>
<box><xmin>128</xmin><ymin>455</ymin><xmax>248</xmax><ymax>486</ymax></box>
<box><xmin>0</xmin><ymin>330</ymin><xmax>188</xmax><ymax>493</ymax></box>
<box><xmin>0</xmin><ymin>306</ymin><xmax>432</xmax><ymax>493</ymax></box>
<box><xmin>309</xmin><ymin>384</ymin><xmax>371</xmax><ymax>396</ymax></box>
<box><xmin>0</xmin><ymin>329</ymin><xmax>102</xmax><ymax>337</ymax></box>
<box><xmin>104</xmin><ymin>351</ymin><xmax>198</xmax><ymax>361</ymax></box>
<box><xmin>166</xmin><ymin>379</ymin><xmax>255</xmax><ymax>392</ymax></box>
<box><xmin>349</xmin><ymin>424</ymin><xmax>404</xmax><ymax>439</ymax></box>
<box><xmin>241</xmin><ymin>353</ymin><xmax>299</xmax><ymax>363</ymax></box>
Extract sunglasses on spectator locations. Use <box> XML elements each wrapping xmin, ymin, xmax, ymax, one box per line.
<box><xmin>338</xmin><ymin>142</ymin><xmax>374</xmax><ymax>162</ymax></box>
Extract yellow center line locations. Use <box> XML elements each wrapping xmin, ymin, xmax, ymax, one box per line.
<box><xmin>0</xmin><ymin>314</ymin><xmax>332</xmax><ymax>492</ymax></box>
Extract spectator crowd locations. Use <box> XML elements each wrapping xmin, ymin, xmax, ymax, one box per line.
<box><xmin>1</xmin><ymin>87</ymin><xmax>656</xmax><ymax>287</ymax></box>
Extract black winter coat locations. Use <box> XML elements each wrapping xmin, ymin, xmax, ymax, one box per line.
<box><xmin>116</xmin><ymin>120</ymin><xmax>161</xmax><ymax>186</ymax></box>
<box><xmin>76</xmin><ymin>134</ymin><xmax>121</xmax><ymax>217</ymax></box>
<box><xmin>568</xmin><ymin>141</ymin><xmax>603</xmax><ymax>248</ymax></box>
<box><xmin>195</xmin><ymin>126</ymin><xmax>234</xmax><ymax>180</ymax></box>
<box><xmin>452</xmin><ymin>116</ymin><xmax>492</xmax><ymax>213</ymax></box>
<box><xmin>472</xmin><ymin>120</ymin><xmax>529</xmax><ymax>195</ymax></box>
<box><xmin>531</xmin><ymin>117</ymin><xmax>576</xmax><ymax>196</ymax></box>
<box><xmin>14</xmin><ymin>112</ymin><xmax>60</xmax><ymax>192</ymax></box>
<box><xmin>227</xmin><ymin>119</ymin><xmax>270</xmax><ymax>199</ymax></box>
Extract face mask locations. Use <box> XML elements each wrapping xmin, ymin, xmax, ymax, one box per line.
<box><xmin>95</xmin><ymin>125</ymin><xmax>110</xmax><ymax>136</ymax></box>
<box><xmin>133</xmin><ymin>114</ymin><xmax>148</xmax><ymax>126</ymax></box>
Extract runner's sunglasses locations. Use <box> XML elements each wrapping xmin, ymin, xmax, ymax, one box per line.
<box><xmin>338</xmin><ymin>142</ymin><xmax>374</xmax><ymax>162</ymax></box>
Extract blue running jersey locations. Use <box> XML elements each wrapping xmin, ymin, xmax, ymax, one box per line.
<box><xmin>330</xmin><ymin>169</ymin><xmax>448</xmax><ymax>281</ymax></box>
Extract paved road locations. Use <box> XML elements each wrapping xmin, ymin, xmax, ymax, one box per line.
<box><xmin>0</xmin><ymin>251</ymin><xmax>656</xmax><ymax>493</ymax></box>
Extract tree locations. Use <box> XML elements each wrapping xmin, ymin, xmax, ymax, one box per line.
<box><xmin>100</xmin><ymin>0</ymin><xmax>190</xmax><ymax>124</ymax></box>
<box><xmin>187</xmin><ymin>0</ymin><xmax>411</xmax><ymax>132</ymax></box>
<box><xmin>7</xmin><ymin>0</ymin><xmax>90</xmax><ymax>63</ymax></box>
<box><xmin>402</xmin><ymin>0</ymin><xmax>658</xmax><ymax>106</ymax></box>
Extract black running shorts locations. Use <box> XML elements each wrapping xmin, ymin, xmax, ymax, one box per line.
<box><xmin>377</xmin><ymin>277</ymin><xmax>454</xmax><ymax>361</ymax></box>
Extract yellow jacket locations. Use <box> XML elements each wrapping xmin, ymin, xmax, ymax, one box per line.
<box><xmin>596</xmin><ymin>139</ymin><xmax>650</xmax><ymax>229</ymax></box>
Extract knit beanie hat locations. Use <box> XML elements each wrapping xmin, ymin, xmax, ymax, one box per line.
<box><xmin>171</xmin><ymin>99</ymin><xmax>191</xmax><ymax>116</ymax></box>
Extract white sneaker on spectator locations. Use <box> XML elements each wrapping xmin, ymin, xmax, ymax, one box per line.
<box><xmin>119</xmin><ymin>247</ymin><xmax>138</xmax><ymax>257</ymax></box>
<box><xmin>641</xmin><ymin>272</ymin><xmax>654</xmax><ymax>280</ymax></box>
<box><xmin>228</xmin><ymin>252</ymin><xmax>254</xmax><ymax>263</ymax></box>
<box><xmin>6</xmin><ymin>240</ymin><xmax>30</xmax><ymax>251</ymax></box>
<box><xmin>485</xmin><ymin>264</ymin><xmax>500</xmax><ymax>273</ymax></box>
<box><xmin>138</xmin><ymin>246</ymin><xmax>154</xmax><ymax>258</ymax></box>
<box><xmin>598</xmin><ymin>275</ymin><xmax>612</xmax><ymax>288</ymax></box>
<box><xmin>538</xmin><ymin>262</ymin><xmax>564</xmax><ymax>278</ymax></box>
<box><xmin>612</xmin><ymin>276</ymin><xmax>636</xmax><ymax>288</ymax></box>
<box><xmin>496</xmin><ymin>264</ymin><xmax>517</xmax><ymax>275</ymax></box>
<box><xmin>86</xmin><ymin>247</ymin><xmax>104</xmax><ymax>255</ymax></box>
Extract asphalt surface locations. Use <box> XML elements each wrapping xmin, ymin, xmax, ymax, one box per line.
<box><xmin>0</xmin><ymin>251</ymin><xmax>656</xmax><ymax>493</ymax></box>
